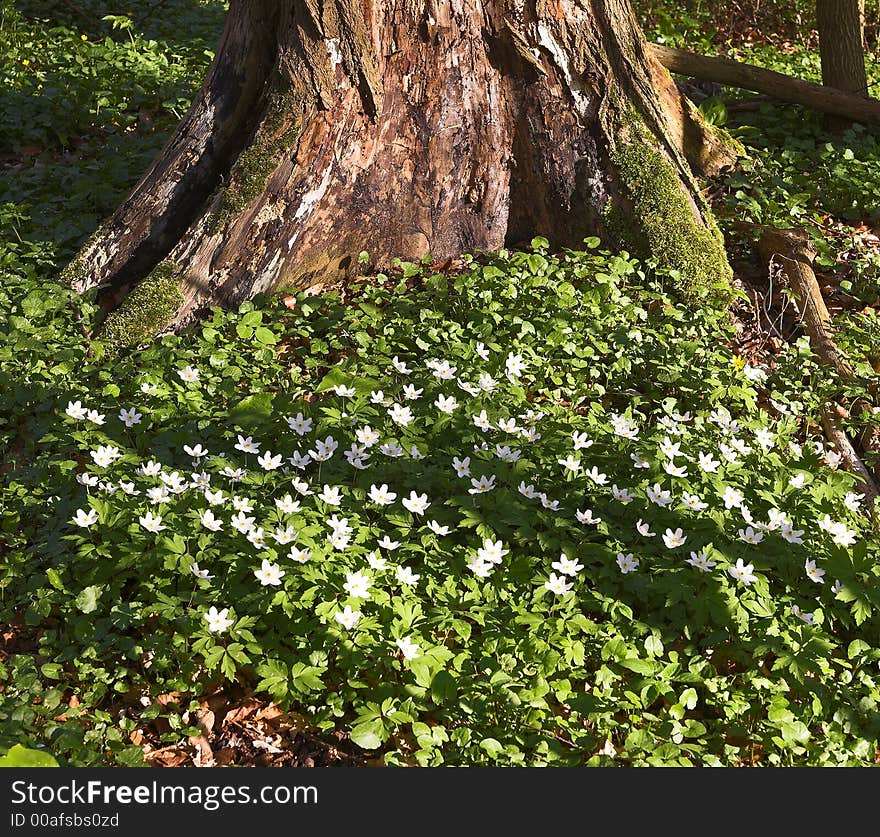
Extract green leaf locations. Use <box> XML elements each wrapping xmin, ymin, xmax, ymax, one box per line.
<box><xmin>75</xmin><ymin>585</ymin><xmax>102</xmax><ymax>614</ymax></box>
<box><xmin>0</xmin><ymin>745</ymin><xmax>59</xmax><ymax>767</ymax></box>
<box><xmin>431</xmin><ymin>670</ymin><xmax>458</xmax><ymax>704</ymax></box>
<box><xmin>254</xmin><ymin>327</ymin><xmax>278</xmax><ymax>345</ymax></box>
<box><xmin>228</xmin><ymin>393</ymin><xmax>274</xmax><ymax>427</ymax></box>
<box><xmin>350</xmin><ymin>718</ymin><xmax>385</xmax><ymax>750</ymax></box>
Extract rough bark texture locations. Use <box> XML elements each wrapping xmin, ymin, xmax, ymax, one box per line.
<box><xmin>65</xmin><ymin>0</ymin><xmax>734</xmax><ymax>333</ymax></box>
<box><xmin>817</xmin><ymin>0</ymin><xmax>868</xmax><ymax>97</ymax></box>
<box><xmin>649</xmin><ymin>43</ymin><xmax>880</xmax><ymax>124</ymax></box>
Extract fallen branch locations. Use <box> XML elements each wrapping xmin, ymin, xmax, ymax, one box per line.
<box><xmin>648</xmin><ymin>43</ymin><xmax>880</xmax><ymax>125</ymax></box>
<box><xmin>755</xmin><ymin>227</ymin><xmax>880</xmax><ymax>514</ymax></box>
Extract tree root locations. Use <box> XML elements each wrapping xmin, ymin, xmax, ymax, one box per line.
<box><xmin>755</xmin><ymin>227</ymin><xmax>880</xmax><ymax>517</ymax></box>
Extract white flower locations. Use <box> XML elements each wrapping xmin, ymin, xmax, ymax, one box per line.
<box><xmin>222</xmin><ymin>466</ymin><xmax>246</xmax><ymax>482</ymax></box>
<box><xmin>65</xmin><ymin>400</ymin><xmax>88</xmax><ymax>420</ymax></box>
<box><xmin>230</xmin><ymin>511</ymin><xmax>255</xmax><ymax>533</ymax></box>
<box><xmin>824</xmin><ymin>449</ymin><xmax>842</xmax><ymax>470</ymax></box>
<box><xmin>254</xmin><ymin>559</ymin><xmax>285</xmax><ymax>586</ymax></box>
<box><xmin>585</xmin><ymin>466</ymin><xmax>607</xmax><ymax>486</ymax></box>
<box><xmin>475</xmin><ymin>342</ymin><xmax>490</xmax><ymax>361</ymax></box>
<box><xmin>558</xmin><ymin>455</ymin><xmax>582</xmax><ymax>473</ymax></box>
<box><xmin>257</xmin><ymin>450</ymin><xmax>283</xmax><ymax>470</ymax></box>
<box><xmin>288</xmin><ymin>546</ymin><xmax>311</xmax><ymax>564</ymax></box>
<box><xmin>478</xmin><ymin>372</ymin><xmax>497</xmax><ymax>392</ymax></box>
<box><xmin>473</xmin><ymin>410</ymin><xmax>492</xmax><ymax>431</ymax></box>
<box><xmin>205</xmin><ymin>606</ymin><xmax>233</xmax><ymax>633</ymax></box>
<box><xmin>466</xmin><ymin>556</ymin><xmax>495</xmax><ymax>578</ymax></box>
<box><xmin>727</xmin><ymin>559</ymin><xmax>757</xmax><ymax>586</ymax></box>
<box><xmin>388</xmin><ymin>403</ymin><xmax>414</xmax><ymax>426</ymax></box>
<box><xmin>190</xmin><ymin>471</ymin><xmax>211</xmax><ymax>490</ymax></box>
<box><xmin>664</xmin><ymin>461</ymin><xmax>688</xmax><ymax>478</ymax></box>
<box><xmin>409</xmin><ymin>445</ymin><xmax>425</xmax><ymax>460</ymax></box>
<box><xmin>290</xmin><ymin>449</ymin><xmax>314</xmax><ymax>469</ymax></box>
<box><xmin>612</xmin><ymin>485</ymin><xmax>635</xmax><ymax>504</ymax></box>
<box><xmin>275</xmin><ymin>494</ymin><xmax>300</xmax><ymax>514</ymax></box>
<box><xmin>636</xmin><ymin>519</ymin><xmax>656</xmax><ymax>538</ymax></box>
<box><xmin>138</xmin><ymin>511</ymin><xmax>166</xmax><ymax>533</ymax></box>
<box><xmin>380</xmin><ymin>442</ymin><xmax>404</xmax><ymax>458</ymax></box>
<box><xmin>518</xmin><ymin>481</ymin><xmax>539</xmax><ymax>499</ymax></box>
<box><xmin>246</xmin><ymin>527</ymin><xmax>266</xmax><ymax>549</ymax></box>
<box><xmin>395</xmin><ymin>636</ymin><xmax>421</xmax><ymax>660</ymax></box>
<box><xmin>119</xmin><ymin>407</ymin><xmax>142</xmax><ymax>427</ymax></box>
<box><xmin>427</xmin><ymin>520</ymin><xmax>451</xmax><ymax>536</ymax></box>
<box><xmin>136</xmin><ymin>460</ymin><xmax>163</xmax><ymax>478</ymax></box>
<box><xmin>790</xmin><ymin>605</ymin><xmax>816</xmax><ymax>626</ymax></box>
<box><xmin>311</xmin><ymin>435</ymin><xmax>338</xmax><ymax>461</ymax></box>
<box><xmin>232</xmin><ymin>496</ymin><xmax>254</xmax><ymax>512</ymax></box>
<box><xmin>402</xmin><ymin>384</ymin><xmax>423</xmax><ymax>400</ymax></box>
<box><xmin>645</xmin><ymin>483</ymin><xmax>673</xmax><ymax>508</ymax></box>
<box><xmin>199</xmin><ymin>509</ymin><xmax>223</xmax><ymax>532</ymax></box>
<box><xmin>738</xmin><ymin>526</ymin><xmax>764</xmax><ymax>545</ymax></box>
<box><xmin>831</xmin><ymin>579</ymin><xmax>843</xmax><ymax>595</ymax></box>
<box><xmin>697</xmin><ymin>452</ymin><xmax>721</xmax><ymax>473</ymax></box>
<box><xmin>572</xmin><ymin>431</ymin><xmax>593</xmax><ymax>451</ymax></box>
<box><xmin>190</xmin><ymin>563</ymin><xmax>214</xmax><ymax>581</ymax></box>
<box><xmin>789</xmin><ymin>472</ymin><xmax>807</xmax><ymax>489</ymax></box>
<box><xmin>576</xmin><ymin>508</ymin><xmax>601</xmax><ymax>525</ymax></box>
<box><xmin>468</xmin><ymin>474</ymin><xmax>497</xmax><ymax>494</ymax></box>
<box><xmin>544</xmin><ymin>572</ymin><xmax>573</xmax><ymax>595</ymax></box>
<box><xmin>452</xmin><ymin>456</ymin><xmax>471</xmax><ymax>477</ymax></box>
<box><xmin>432</xmin><ymin>360</ymin><xmax>457</xmax><ymax>380</ymax></box>
<box><xmin>505</xmin><ymin>352</ymin><xmax>526</xmax><ymax>379</ymax></box>
<box><xmin>843</xmin><ymin>492</ymin><xmax>864</xmax><ymax>512</ymax></box>
<box><xmin>396</xmin><ymin>566</ymin><xmax>420</xmax><ymax>585</ymax></box>
<box><xmin>273</xmin><ymin>526</ymin><xmax>297</xmax><ymax>545</ymax></box>
<box><xmin>686</xmin><ymin>550</ymin><xmax>716</xmax><ymax>572</ymax></box>
<box><xmin>742</xmin><ymin>364</ymin><xmax>768</xmax><ymax>384</ymax></box>
<box><xmin>402</xmin><ymin>491</ymin><xmax>430</xmax><ymax>515</ymax></box>
<box><xmin>391</xmin><ymin>356</ymin><xmax>412</xmax><ymax>375</ymax></box>
<box><xmin>367</xmin><ymin>483</ymin><xmax>396</xmax><ymax>506</ymax></box>
<box><xmin>497</xmin><ymin>417</ymin><xmax>519</xmax><ymax>434</ymax></box>
<box><xmin>72</xmin><ymin>508</ymin><xmax>98</xmax><ymax>528</ymax></box>
<box><xmin>719</xmin><ymin>443</ymin><xmax>739</xmax><ymax>464</ymax></box>
<box><xmin>377</xmin><ymin>536</ymin><xmax>401</xmax><ymax>551</ymax></box>
<box><xmin>754</xmin><ymin>427</ymin><xmax>774</xmax><ymax>451</ymax></box>
<box><xmin>540</xmin><ymin>494</ymin><xmax>560</xmax><ymax>510</ymax></box>
<box><xmin>90</xmin><ymin>445</ymin><xmax>121</xmax><ymax>468</ymax></box>
<box><xmin>118</xmin><ymin>481</ymin><xmax>140</xmax><ymax>496</ymax></box>
<box><xmin>366</xmin><ymin>551</ymin><xmax>387</xmax><ymax>570</ymax></box>
<box><xmin>663</xmin><ymin>527</ymin><xmax>687</xmax><ymax>548</ymax></box>
<box><xmin>495</xmin><ymin>444</ymin><xmax>520</xmax><ymax>462</ymax></box>
<box><xmin>146</xmin><ymin>486</ymin><xmax>170</xmax><ymax>504</ymax></box>
<box><xmin>521</xmin><ymin>426</ymin><xmax>542</xmax><ymax>443</ymax></box>
<box><xmin>804</xmin><ymin>559</ymin><xmax>825</xmax><ymax>584</ymax></box>
<box><xmin>458</xmin><ymin>379</ymin><xmax>481</xmax><ymax>396</ymax></box>
<box><xmin>335</xmin><ymin>605</ymin><xmax>361</xmax><ymax>630</ymax></box>
<box><xmin>658</xmin><ymin>437</ymin><xmax>681</xmax><ymax>459</ymax></box>
<box><xmin>86</xmin><ymin>409</ymin><xmax>105</xmax><ymax>425</ymax></box>
<box><xmin>616</xmin><ymin>552</ymin><xmax>639</xmax><ymax>574</ymax></box>
<box><xmin>611</xmin><ymin>413</ymin><xmax>639</xmax><ymax>439</ymax></box>
<box><xmin>370</xmin><ymin>390</ymin><xmax>386</xmax><ymax>404</ymax></box>
<box><xmin>476</xmin><ymin>539</ymin><xmax>509</xmax><ymax>565</ymax></box>
<box><xmin>551</xmin><ymin>553</ymin><xmax>584</xmax><ymax>576</ymax></box>
<box><xmin>435</xmin><ymin>394</ymin><xmax>458</xmax><ymax>414</ymax></box>
<box><xmin>140</xmin><ymin>382</ymin><xmax>159</xmax><ymax>396</ymax></box>
<box><xmin>722</xmin><ymin>486</ymin><xmax>744</xmax><ymax>509</ymax></box>
<box><xmin>780</xmin><ymin>522</ymin><xmax>804</xmax><ymax>544</ymax></box>
<box><xmin>630</xmin><ymin>452</ymin><xmax>651</xmax><ymax>469</ymax></box>
<box><xmin>681</xmin><ymin>492</ymin><xmax>708</xmax><ymax>512</ymax></box>
<box><xmin>234</xmin><ymin>435</ymin><xmax>261</xmax><ymax>455</ymax></box>
<box><xmin>177</xmin><ymin>365</ymin><xmax>199</xmax><ymax>383</ymax></box>
<box><xmin>335</xmin><ymin>384</ymin><xmax>357</xmax><ymax>397</ymax></box>
<box><xmin>76</xmin><ymin>473</ymin><xmax>99</xmax><ymax>487</ymax></box>
<box><xmin>285</xmin><ymin>412</ymin><xmax>313</xmax><ymax>435</ymax></box>
<box><xmin>318</xmin><ymin>484</ymin><xmax>343</xmax><ymax>505</ymax></box>
<box><xmin>344</xmin><ymin>570</ymin><xmax>372</xmax><ymax>599</ymax></box>
<box><xmin>831</xmin><ymin>526</ymin><xmax>857</xmax><ymax>548</ymax></box>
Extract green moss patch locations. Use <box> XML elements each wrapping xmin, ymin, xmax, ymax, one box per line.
<box><xmin>101</xmin><ymin>261</ymin><xmax>182</xmax><ymax>351</ymax></box>
<box><xmin>608</xmin><ymin>118</ymin><xmax>732</xmax><ymax>297</ymax></box>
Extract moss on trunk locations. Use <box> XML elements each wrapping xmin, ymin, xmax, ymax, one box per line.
<box><xmin>607</xmin><ymin>118</ymin><xmax>732</xmax><ymax>297</ymax></box>
<box><xmin>101</xmin><ymin>261</ymin><xmax>183</xmax><ymax>351</ymax></box>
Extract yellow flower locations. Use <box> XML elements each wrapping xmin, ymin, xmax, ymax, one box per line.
<box><xmin>732</xmin><ymin>355</ymin><xmax>747</xmax><ymax>371</ymax></box>
<box><xmin>22</xmin><ymin>59</ymin><xmax>29</xmax><ymax>66</ymax></box>
<box><xmin>81</xmin><ymin>34</ymin><xmax>88</xmax><ymax>41</ymax></box>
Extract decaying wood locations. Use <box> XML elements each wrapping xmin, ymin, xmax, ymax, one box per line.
<box><xmin>66</xmin><ymin>0</ymin><xmax>731</xmax><ymax>329</ymax></box>
<box><xmin>756</xmin><ymin>227</ymin><xmax>880</xmax><ymax>513</ymax></box>
<box><xmin>648</xmin><ymin>43</ymin><xmax>880</xmax><ymax>125</ymax></box>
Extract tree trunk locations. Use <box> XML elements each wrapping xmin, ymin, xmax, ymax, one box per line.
<box><xmin>63</xmin><ymin>0</ymin><xmax>735</xmax><ymax>338</ymax></box>
<box><xmin>816</xmin><ymin>0</ymin><xmax>868</xmax><ymax>96</ymax></box>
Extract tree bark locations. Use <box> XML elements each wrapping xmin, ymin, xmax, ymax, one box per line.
<box><xmin>63</xmin><ymin>0</ymin><xmax>735</xmax><ymax>334</ymax></box>
<box><xmin>816</xmin><ymin>0</ymin><xmax>868</xmax><ymax>97</ymax></box>
<box><xmin>649</xmin><ymin>43</ymin><xmax>880</xmax><ymax>124</ymax></box>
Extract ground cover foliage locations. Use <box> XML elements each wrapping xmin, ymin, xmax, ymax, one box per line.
<box><xmin>1</xmin><ymin>0</ymin><xmax>879</xmax><ymax>766</ymax></box>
